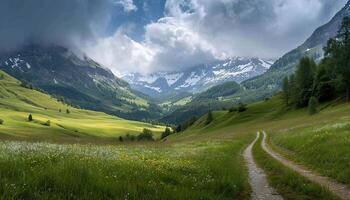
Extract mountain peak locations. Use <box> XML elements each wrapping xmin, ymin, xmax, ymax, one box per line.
<box><xmin>123</xmin><ymin>57</ymin><xmax>273</xmax><ymax>97</ymax></box>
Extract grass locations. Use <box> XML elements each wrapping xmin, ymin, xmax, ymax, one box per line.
<box><xmin>0</xmin><ymin>71</ymin><xmax>164</xmax><ymax>142</ymax></box>
<box><xmin>270</xmin><ymin>111</ymin><xmax>350</xmax><ymax>185</ymax></box>
<box><xmin>2</xmin><ymin>68</ymin><xmax>350</xmax><ymax>198</ymax></box>
<box><xmin>252</xmin><ymin>134</ymin><xmax>339</xmax><ymax>200</ymax></box>
<box><xmin>0</xmin><ymin>137</ymin><xmax>252</xmax><ymax>199</ymax></box>
<box><xmin>0</xmin><ymin>70</ymin><xmax>254</xmax><ymax>199</ymax></box>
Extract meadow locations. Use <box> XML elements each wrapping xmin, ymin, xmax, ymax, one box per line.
<box><xmin>0</xmin><ymin>138</ymin><xmax>252</xmax><ymax>199</ymax></box>
<box><xmin>270</xmin><ymin>108</ymin><xmax>350</xmax><ymax>186</ymax></box>
<box><xmin>2</xmin><ymin>68</ymin><xmax>350</xmax><ymax>199</ymax></box>
<box><xmin>0</xmin><ymin>71</ymin><xmax>164</xmax><ymax>143</ymax></box>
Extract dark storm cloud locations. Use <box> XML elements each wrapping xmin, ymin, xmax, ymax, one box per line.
<box><xmin>0</xmin><ymin>0</ymin><xmax>114</xmax><ymax>51</ymax></box>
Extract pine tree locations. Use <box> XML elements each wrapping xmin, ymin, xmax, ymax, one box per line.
<box><xmin>205</xmin><ymin>111</ymin><xmax>213</xmax><ymax>125</ymax></box>
<box><xmin>324</xmin><ymin>17</ymin><xmax>350</xmax><ymax>101</ymax></box>
<box><xmin>295</xmin><ymin>57</ymin><xmax>316</xmax><ymax>107</ymax></box>
<box><xmin>28</xmin><ymin>114</ymin><xmax>33</xmax><ymax>121</ymax></box>
<box><xmin>161</xmin><ymin>127</ymin><xmax>172</xmax><ymax>139</ymax></box>
<box><xmin>314</xmin><ymin>61</ymin><xmax>335</xmax><ymax>102</ymax></box>
<box><xmin>289</xmin><ymin>74</ymin><xmax>297</xmax><ymax>106</ymax></box>
<box><xmin>282</xmin><ymin>76</ymin><xmax>290</xmax><ymax>105</ymax></box>
<box><xmin>308</xmin><ymin>96</ymin><xmax>319</xmax><ymax>115</ymax></box>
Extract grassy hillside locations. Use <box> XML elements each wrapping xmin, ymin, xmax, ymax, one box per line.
<box><xmin>1</xmin><ymin>68</ymin><xmax>349</xmax><ymax>199</ymax></box>
<box><xmin>0</xmin><ymin>70</ymin><xmax>164</xmax><ymax>143</ymax></box>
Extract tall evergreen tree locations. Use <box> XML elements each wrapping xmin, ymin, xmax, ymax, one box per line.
<box><xmin>308</xmin><ymin>96</ymin><xmax>319</xmax><ymax>115</ymax></box>
<box><xmin>205</xmin><ymin>111</ymin><xmax>213</xmax><ymax>125</ymax></box>
<box><xmin>282</xmin><ymin>76</ymin><xmax>290</xmax><ymax>105</ymax></box>
<box><xmin>289</xmin><ymin>74</ymin><xmax>297</xmax><ymax>106</ymax></box>
<box><xmin>324</xmin><ymin>17</ymin><xmax>350</xmax><ymax>101</ymax></box>
<box><xmin>295</xmin><ymin>57</ymin><xmax>316</xmax><ymax>107</ymax></box>
<box><xmin>314</xmin><ymin>60</ymin><xmax>336</xmax><ymax>102</ymax></box>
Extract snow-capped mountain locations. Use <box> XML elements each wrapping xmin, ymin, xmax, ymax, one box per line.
<box><xmin>0</xmin><ymin>44</ymin><xmax>162</xmax><ymax>121</ymax></box>
<box><xmin>123</xmin><ymin>57</ymin><xmax>274</xmax><ymax>96</ymax></box>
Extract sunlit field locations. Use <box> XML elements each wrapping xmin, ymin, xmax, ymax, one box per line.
<box><xmin>0</xmin><ymin>71</ymin><xmax>164</xmax><ymax>142</ymax></box>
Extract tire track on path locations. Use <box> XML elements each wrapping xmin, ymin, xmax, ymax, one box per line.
<box><xmin>262</xmin><ymin>131</ymin><xmax>350</xmax><ymax>200</ymax></box>
<box><xmin>244</xmin><ymin>132</ymin><xmax>283</xmax><ymax>200</ymax></box>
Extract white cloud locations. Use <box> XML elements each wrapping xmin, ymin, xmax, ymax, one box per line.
<box><xmin>85</xmin><ymin>0</ymin><xmax>347</xmax><ymax>74</ymax></box>
<box><xmin>85</xmin><ymin>30</ymin><xmax>153</xmax><ymax>75</ymax></box>
<box><xmin>113</xmin><ymin>0</ymin><xmax>137</xmax><ymax>12</ymax></box>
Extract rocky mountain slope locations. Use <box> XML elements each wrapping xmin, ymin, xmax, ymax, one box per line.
<box><xmin>0</xmin><ymin>44</ymin><xmax>161</xmax><ymax>120</ymax></box>
<box><xmin>241</xmin><ymin>0</ymin><xmax>350</xmax><ymax>99</ymax></box>
<box><xmin>123</xmin><ymin>57</ymin><xmax>273</xmax><ymax>97</ymax></box>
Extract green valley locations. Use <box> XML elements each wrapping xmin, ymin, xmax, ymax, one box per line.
<box><xmin>1</xmin><ymin>1</ymin><xmax>350</xmax><ymax>199</ymax></box>
<box><xmin>0</xmin><ymin>70</ymin><xmax>164</xmax><ymax>143</ymax></box>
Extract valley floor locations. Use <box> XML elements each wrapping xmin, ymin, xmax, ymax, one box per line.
<box><xmin>1</xmin><ymin>92</ymin><xmax>350</xmax><ymax>199</ymax></box>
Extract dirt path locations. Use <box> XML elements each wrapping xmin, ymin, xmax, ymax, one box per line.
<box><xmin>244</xmin><ymin>132</ymin><xmax>283</xmax><ymax>200</ymax></box>
<box><xmin>262</xmin><ymin>131</ymin><xmax>350</xmax><ymax>200</ymax></box>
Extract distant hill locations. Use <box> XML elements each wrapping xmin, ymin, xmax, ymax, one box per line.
<box><xmin>0</xmin><ymin>44</ymin><xmax>161</xmax><ymax>121</ymax></box>
<box><xmin>0</xmin><ymin>70</ymin><xmax>163</xmax><ymax>142</ymax></box>
<box><xmin>161</xmin><ymin>81</ymin><xmax>243</xmax><ymax>124</ymax></box>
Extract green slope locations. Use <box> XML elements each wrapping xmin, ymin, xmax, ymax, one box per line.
<box><xmin>167</xmin><ymin>92</ymin><xmax>350</xmax><ymax>198</ymax></box>
<box><xmin>161</xmin><ymin>81</ymin><xmax>243</xmax><ymax>124</ymax></box>
<box><xmin>0</xmin><ymin>70</ymin><xmax>164</xmax><ymax>143</ymax></box>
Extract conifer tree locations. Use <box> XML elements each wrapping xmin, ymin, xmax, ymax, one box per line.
<box><xmin>308</xmin><ymin>96</ymin><xmax>319</xmax><ymax>115</ymax></box>
<box><xmin>282</xmin><ymin>76</ymin><xmax>290</xmax><ymax>105</ymax></box>
<box><xmin>205</xmin><ymin>111</ymin><xmax>213</xmax><ymax>125</ymax></box>
<box><xmin>28</xmin><ymin>114</ymin><xmax>33</xmax><ymax>121</ymax></box>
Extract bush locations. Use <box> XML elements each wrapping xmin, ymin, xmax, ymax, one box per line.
<box><xmin>0</xmin><ymin>119</ymin><xmax>4</xmax><ymax>125</ymax></box>
<box><xmin>308</xmin><ymin>96</ymin><xmax>319</xmax><ymax>115</ymax></box>
<box><xmin>66</xmin><ymin>109</ymin><xmax>70</xmax><ymax>114</ymax></box>
<box><xmin>228</xmin><ymin>107</ymin><xmax>238</xmax><ymax>113</ymax></box>
<box><xmin>119</xmin><ymin>136</ymin><xmax>123</xmax><ymax>142</ymax></box>
<box><xmin>28</xmin><ymin>114</ymin><xmax>33</xmax><ymax>122</ymax></box>
<box><xmin>124</xmin><ymin>134</ymin><xmax>136</xmax><ymax>141</ymax></box>
<box><xmin>161</xmin><ymin>127</ymin><xmax>172</xmax><ymax>139</ymax></box>
<box><xmin>43</xmin><ymin>120</ymin><xmax>51</xmax><ymax>126</ymax></box>
<box><xmin>205</xmin><ymin>111</ymin><xmax>213</xmax><ymax>125</ymax></box>
<box><xmin>137</xmin><ymin>129</ymin><xmax>154</xmax><ymax>141</ymax></box>
<box><xmin>237</xmin><ymin>103</ymin><xmax>247</xmax><ymax>113</ymax></box>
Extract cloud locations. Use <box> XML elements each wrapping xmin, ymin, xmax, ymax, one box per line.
<box><xmin>85</xmin><ymin>30</ymin><xmax>154</xmax><ymax>75</ymax></box>
<box><xmin>0</xmin><ymin>0</ymin><xmax>137</xmax><ymax>52</ymax></box>
<box><xmin>113</xmin><ymin>0</ymin><xmax>138</xmax><ymax>12</ymax></box>
<box><xmin>86</xmin><ymin>0</ymin><xmax>347</xmax><ymax>74</ymax></box>
<box><xmin>0</xmin><ymin>0</ymin><xmax>345</xmax><ymax>74</ymax></box>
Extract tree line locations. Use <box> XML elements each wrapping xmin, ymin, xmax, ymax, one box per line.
<box><xmin>282</xmin><ymin>17</ymin><xmax>350</xmax><ymax>114</ymax></box>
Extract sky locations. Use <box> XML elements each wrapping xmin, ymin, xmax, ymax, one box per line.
<box><xmin>0</xmin><ymin>0</ymin><xmax>347</xmax><ymax>75</ymax></box>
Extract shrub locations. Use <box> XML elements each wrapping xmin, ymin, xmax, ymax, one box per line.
<box><xmin>228</xmin><ymin>107</ymin><xmax>238</xmax><ymax>113</ymax></box>
<box><xmin>119</xmin><ymin>136</ymin><xmax>123</xmax><ymax>142</ymax></box>
<box><xmin>43</xmin><ymin>120</ymin><xmax>51</xmax><ymax>126</ymax></box>
<box><xmin>28</xmin><ymin>114</ymin><xmax>33</xmax><ymax>122</ymax></box>
<box><xmin>137</xmin><ymin>129</ymin><xmax>154</xmax><ymax>141</ymax></box>
<box><xmin>0</xmin><ymin>119</ymin><xmax>4</xmax><ymax>125</ymax></box>
<box><xmin>161</xmin><ymin>127</ymin><xmax>172</xmax><ymax>139</ymax></box>
<box><xmin>237</xmin><ymin>103</ymin><xmax>247</xmax><ymax>113</ymax></box>
<box><xmin>124</xmin><ymin>134</ymin><xmax>136</xmax><ymax>141</ymax></box>
<box><xmin>66</xmin><ymin>109</ymin><xmax>70</xmax><ymax>114</ymax></box>
<box><xmin>308</xmin><ymin>96</ymin><xmax>319</xmax><ymax>115</ymax></box>
<box><xmin>205</xmin><ymin>111</ymin><xmax>213</xmax><ymax>125</ymax></box>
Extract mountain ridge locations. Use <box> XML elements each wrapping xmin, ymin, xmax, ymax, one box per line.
<box><xmin>0</xmin><ymin>44</ymin><xmax>161</xmax><ymax>121</ymax></box>
<box><xmin>123</xmin><ymin>57</ymin><xmax>273</xmax><ymax>98</ymax></box>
